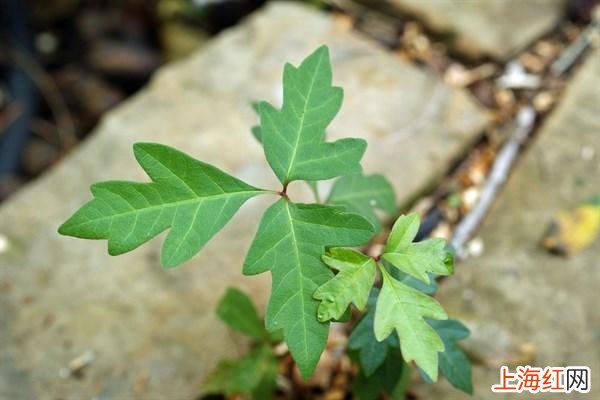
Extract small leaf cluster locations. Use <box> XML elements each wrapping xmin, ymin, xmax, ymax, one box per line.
<box><xmin>58</xmin><ymin>45</ymin><xmax>472</xmax><ymax>394</ymax></box>
<box><xmin>345</xmin><ymin>250</ymin><xmax>472</xmax><ymax>397</ymax></box>
<box><xmin>203</xmin><ymin>288</ymin><xmax>279</xmax><ymax>399</ymax></box>
<box><xmin>314</xmin><ymin>213</ymin><xmax>471</xmax><ymax>392</ymax></box>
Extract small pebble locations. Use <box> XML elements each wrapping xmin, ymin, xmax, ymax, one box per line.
<box><xmin>59</xmin><ymin>350</ymin><xmax>95</xmax><ymax>379</ymax></box>
<box><xmin>533</xmin><ymin>91</ymin><xmax>556</xmax><ymax>112</ymax></box>
<box><xmin>466</xmin><ymin>237</ymin><xmax>485</xmax><ymax>258</ymax></box>
<box><xmin>273</xmin><ymin>342</ymin><xmax>289</xmax><ymax>357</ymax></box>
<box><xmin>461</xmin><ymin>187</ymin><xmax>480</xmax><ymax>209</ymax></box>
<box><xmin>496</xmin><ymin>61</ymin><xmax>541</xmax><ymax>89</ymax></box>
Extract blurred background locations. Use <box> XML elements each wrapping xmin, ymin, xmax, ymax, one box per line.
<box><xmin>0</xmin><ymin>0</ymin><xmax>271</xmax><ymax>200</ymax></box>
<box><xmin>0</xmin><ymin>0</ymin><xmax>597</xmax><ymax>201</ymax></box>
<box><xmin>0</xmin><ymin>0</ymin><xmax>599</xmax><ymax>399</ymax></box>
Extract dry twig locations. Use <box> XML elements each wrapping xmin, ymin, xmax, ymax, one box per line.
<box><xmin>451</xmin><ymin>107</ymin><xmax>536</xmax><ymax>258</ymax></box>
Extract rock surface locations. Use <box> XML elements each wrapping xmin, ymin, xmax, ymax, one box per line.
<box><xmin>382</xmin><ymin>0</ymin><xmax>566</xmax><ymax>59</ymax></box>
<box><xmin>0</xmin><ymin>2</ymin><xmax>488</xmax><ymax>399</ymax></box>
<box><xmin>418</xmin><ymin>50</ymin><xmax>600</xmax><ymax>398</ymax></box>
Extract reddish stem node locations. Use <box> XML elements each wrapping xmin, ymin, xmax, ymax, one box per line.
<box><xmin>278</xmin><ymin>182</ymin><xmax>289</xmax><ymax>198</ymax></box>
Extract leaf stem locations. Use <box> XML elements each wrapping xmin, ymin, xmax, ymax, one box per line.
<box><xmin>278</xmin><ymin>182</ymin><xmax>289</xmax><ymax>199</ymax></box>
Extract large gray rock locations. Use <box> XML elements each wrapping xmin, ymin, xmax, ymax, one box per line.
<box><xmin>382</xmin><ymin>0</ymin><xmax>566</xmax><ymax>59</ymax></box>
<box><xmin>417</xmin><ymin>50</ymin><xmax>600</xmax><ymax>399</ymax></box>
<box><xmin>0</xmin><ymin>2</ymin><xmax>488</xmax><ymax>399</ymax></box>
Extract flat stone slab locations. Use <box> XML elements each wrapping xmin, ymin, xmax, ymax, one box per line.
<box><xmin>383</xmin><ymin>0</ymin><xmax>566</xmax><ymax>59</ymax></box>
<box><xmin>418</xmin><ymin>50</ymin><xmax>600</xmax><ymax>399</ymax></box>
<box><xmin>0</xmin><ymin>2</ymin><xmax>488</xmax><ymax>399</ymax></box>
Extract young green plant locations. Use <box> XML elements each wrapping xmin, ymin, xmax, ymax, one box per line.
<box><xmin>59</xmin><ymin>46</ymin><xmax>472</xmax><ymax>394</ymax></box>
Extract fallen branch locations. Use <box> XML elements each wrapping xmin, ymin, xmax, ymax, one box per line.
<box><xmin>451</xmin><ymin>106</ymin><xmax>536</xmax><ymax>258</ymax></box>
<box><xmin>550</xmin><ymin>11</ymin><xmax>599</xmax><ymax>76</ymax></box>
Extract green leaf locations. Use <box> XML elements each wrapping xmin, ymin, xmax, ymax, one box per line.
<box><xmin>349</xmin><ymin>265</ymin><xmax>442</xmax><ymax>377</ymax></box>
<box><xmin>382</xmin><ymin>213</ymin><xmax>453</xmax><ymax>283</ymax></box>
<box><xmin>202</xmin><ymin>345</ymin><xmax>278</xmax><ymax>399</ymax></box>
<box><xmin>243</xmin><ymin>198</ymin><xmax>374</xmax><ymax>378</ymax></box>
<box><xmin>250</xmin><ymin>101</ymin><xmax>321</xmax><ymax>203</ymax></box>
<box><xmin>428</xmin><ymin>319</ymin><xmax>473</xmax><ymax>394</ymax></box>
<box><xmin>374</xmin><ymin>265</ymin><xmax>447</xmax><ymax>381</ymax></box>
<box><xmin>327</xmin><ymin>173</ymin><xmax>396</xmax><ymax>231</ymax></box>
<box><xmin>217</xmin><ymin>288</ymin><xmax>268</xmax><ymax>342</ymax></box>
<box><xmin>251</xmin><ymin>104</ymin><xmax>321</xmax><ymax>203</ymax></box>
<box><xmin>348</xmin><ymin>288</ymin><xmax>398</xmax><ymax>376</ymax></box>
<box><xmin>58</xmin><ymin>143</ymin><xmax>267</xmax><ymax>268</ymax></box>
<box><xmin>258</xmin><ymin>45</ymin><xmax>366</xmax><ymax>184</ymax></box>
<box><xmin>385</xmin><ymin>212</ymin><xmax>420</xmax><ymax>252</ymax></box>
<box><xmin>251</xmin><ymin>101</ymin><xmax>322</xmax><ymax>204</ymax></box>
<box><xmin>351</xmin><ymin>348</ymin><xmax>408</xmax><ymax>400</ymax></box>
<box><xmin>314</xmin><ymin>248</ymin><xmax>376</xmax><ymax>322</ymax></box>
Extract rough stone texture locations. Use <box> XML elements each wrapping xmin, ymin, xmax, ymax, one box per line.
<box><xmin>417</xmin><ymin>50</ymin><xmax>600</xmax><ymax>399</ymax></box>
<box><xmin>0</xmin><ymin>2</ymin><xmax>488</xmax><ymax>399</ymax></box>
<box><xmin>383</xmin><ymin>0</ymin><xmax>566</xmax><ymax>59</ymax></box>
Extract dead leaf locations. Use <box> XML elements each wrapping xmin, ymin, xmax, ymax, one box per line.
<box><xmin>543</xmin><ymin>199</ymin><xmax>600</xmax><ymax>256</ymax></box>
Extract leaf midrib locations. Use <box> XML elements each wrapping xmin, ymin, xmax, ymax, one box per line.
<box><xmin>283</xmin><ymin>200</ymin><xmax>311</xmax><ymax>363</ymax></box>
<box><xmin>381</xmin><ymin>268</ymin><xmax>431</xmax><ymax>360</ymax></box>
<box><xmin>284</xmin><ymin>52</ymin><xmax>325</xmax><ymax>182</ymax></box>
<box><xmin>64</xmin><ymin>189</ymin><xmax>264</xmax><ymax>229</ymax></box>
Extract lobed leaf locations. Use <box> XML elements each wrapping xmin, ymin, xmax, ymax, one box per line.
<box><xmin>348</xmin><ymin>288</ymin><xmax>398</xmax><ymax>377</ymax></box>
<box><xmin>243</xmin><ymin>198</ymin><xmax>374</xmax><ymax>378</ymax></box>
<box><xmin>427</xmin><ymin>319</ymin><xmax>473</xmax><ymax>394</ymax></box>
<box><xmin>251</xmin><ymin>100</ymin><xmax>324</xmax><ymax>204</ymax></box>
<box><xmin>58</xmin><ymin>46</ymin><xmax>469</xmax><ymax>388</ymax></box>
<box><xmin>314</xmin><ymin>247</ymin><xmax>377</xmax><ymax>322</ymax></box>
<box><xmin>374</xmin><ymin>265</ymin><xmax>447</xmax><ymax>381</ymax></box>
<box><xmin>58</xmin><ymin>143</ymin><xmax>267</xmax><ymax>268</ymax></box>
<box><xmin>258</xmin><ymin>46</ymin><xmax>366</xmax><ymax>184</ymax></box>
<box><xmin>327</xmin><ymin>173</ymin><xmax>396</xmax><ymax>231</ymax></box>
<box><xmin>383</xmin><ymin>213</ymin><xmax>453</xmax><ymax>283</ymax></box>
<box><xmin>348</xmin><ymin>262</ymin><xmax>442</xmax><ymax>377</ymax></box>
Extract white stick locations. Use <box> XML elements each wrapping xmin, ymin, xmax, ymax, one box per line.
<box><xmin>451</xmin><ymin>106</ymin><xmax>536</xmax><ymax>258</ymax></box>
